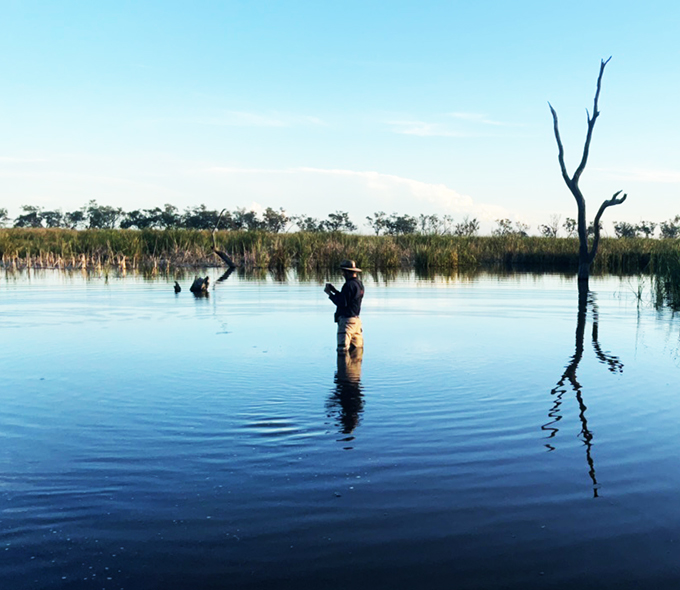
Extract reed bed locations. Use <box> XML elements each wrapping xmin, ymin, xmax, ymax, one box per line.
<box><xmin>1</xmin><ymin>228</ymin><xmax>679</xmax><ymax>279</ymax></box>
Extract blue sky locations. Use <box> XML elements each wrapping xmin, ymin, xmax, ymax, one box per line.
<box><xmin>1</xmin><ymin>1</ymin><xmax>679</xmax><ymax>234</ymax></box>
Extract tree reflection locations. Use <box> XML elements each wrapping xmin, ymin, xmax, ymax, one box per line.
<box><xmin>216</xmin><ymin>267</ymin><xmax>235</xmax><ymax>283</ymax></box>
<box><xmin>542</xmin><ymin>283</ymin><xmax>623</xmax><ymax>497</ymax></box>
<box><xmin>326</xmin><ymin>349</ymin><xmax>365</xmax><ymax>449</ymax></box>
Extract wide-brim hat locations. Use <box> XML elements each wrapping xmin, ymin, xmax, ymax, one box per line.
<box><xmin>339</xmin><ymin>259</ymin><xmax>361</xmax><ymax>272</ymax></box>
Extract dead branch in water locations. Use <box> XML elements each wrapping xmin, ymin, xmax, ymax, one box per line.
<box><xmin>211</xmin><ymin>209</ymin><xmax>237</xmax><ymax>268</ymax></box>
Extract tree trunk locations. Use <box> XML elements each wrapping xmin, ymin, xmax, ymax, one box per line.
<box><xmin>212</xmin><ymin>247</ymin><xmax>237</xmax><ymax>268</ymax></box>
<box><xmin>549</xmin><ymin>58</ymin><xmax>626</xmax><ymax>283</ymax></box>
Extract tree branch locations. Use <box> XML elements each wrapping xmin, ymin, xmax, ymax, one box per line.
<box><xmin>548</xmin><ymin>102</ymin><xmax>572</xmax><ymax>189</ymax></box>
<box><xmin>211</xmin><ymin>208</ymin><xmax>227</xmax><ymax>251</ymax></box>
<box><xmin>574</xmin><ymin>57</ymin><xmax>611</xmax><ymax>184</ymax></box>
<box><xmin>211</xmin><ymin>208</ymin><xmax>237</xmax><ymax>268</ymax></box>
<box><xmin>588</xmin><ymin>190</ymin><xmax>627</xmax><ymax>264</ymax></box>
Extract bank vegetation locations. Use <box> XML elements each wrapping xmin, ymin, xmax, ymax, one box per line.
<box><xmin>1</xmin><ymin>227</ymin><xmax>678</xmax><ymax>274</ymax></box>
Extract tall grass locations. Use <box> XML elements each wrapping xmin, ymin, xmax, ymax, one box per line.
<box><xmin>1</xmin><ymin>228</ymin><xmax>679</xmax><ymax>279</ymax></box>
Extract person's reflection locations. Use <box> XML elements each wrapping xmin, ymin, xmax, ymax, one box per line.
<box><xmin>542</xmin><ymin>283</ymin><xmax>623</xmax><ymax>498</ymax></box>
<box><xmin>326</xmin><ymin>349</ymin><xmax>365</xmax><ymax>447</ymax></box>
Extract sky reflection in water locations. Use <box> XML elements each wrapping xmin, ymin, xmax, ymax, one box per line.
<box><xmin>2</xmin><ymin>270</ymin><xmax>680</xmax><ymax>589</ymax></box>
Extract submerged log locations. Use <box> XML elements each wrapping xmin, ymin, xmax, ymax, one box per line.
<box><xmin>212</xmin><ymin>246</ymin><xmax>237</xmax><ymax>269</ymax></box>
<box><xmin>189</xmin><ymin>276</ymin><xmax>210</xmax><ymax>295</ymax></box>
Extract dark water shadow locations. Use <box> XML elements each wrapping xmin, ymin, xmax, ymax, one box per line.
<box><xmin>326</xmin><ymin>349</ymin><xmax>365</xmax><ymax>449</ymax></box>
<box><xmin>542</xmin><ymin>282</ymin><xmax>623</xmax><ymax>498</ymax></box>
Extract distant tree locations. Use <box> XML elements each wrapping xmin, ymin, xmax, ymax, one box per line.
<box><xmin>0</xmin><ymin>207</ymin><xmax>9</xmax><ymax>227</ymax></box>
<box><xmin>229</xmin><ymin>208</ymin><xmax>264</xmax><ymax>231</ymax></box>
<box><xmin>549</xmin><ymin>57</ymin><xmax>627</xmax><ymax>284</ymax></box>
<box><xmin>262</xmin><ymin>207</ymin><xmax>289</xmax><ymax>233</ymax></box>
<box><xmin>418</xmin><ymin>214</ymin><xmax>442</xmax><ymax>235</ymax></box>
<box><xmin>587</xmin><ymin>221</ymin><xmax>601</xmax><ymax>238</ymax></box>
<box><xmin>453</xmin><ymin>216</ymin><xmax>479</xmax><ymax>237</ymax></box>
<box><xmin>231</xmin><ymin>209</ymin><xmax>245</xmax><ymax>230</ymax></box>
<box><xmin>366</xmin><ymin>211</ymin><xmax>388</xmax><ymax>235</ymax></box>
<box><xmin>86</xmin><ymin>200</ymin><xmax>123</xmax><ymax>229</ymax></box>
<box><xmin>383</xmin><ymin>213</ymin><xmax>417</xmax><ymax>235</ymax></box>
<box><xmin>41</xmin><ymin>210</ymin><xmax>64</xmax><ymax>228</ymax></box>
<box><xmin>142</xmin><ymin>207</ymin><xmax>165</xmax><ymax>229</ymax></box>
<box><xmin>514</xmin><ymin>221</ymin><xmax>530</xmax><ymax>237</ymax></box>
<box><xmin>493</xmin><ymin>218</ymin><xmax>529</xmax><ymax>237</ymax></box>
<box><xmin>158</xmin><ymin>204</ymin><xmax>180</xmax><ymax>228</ymax></box>
<box><xmin>323</xmin><ymin>211</ymin><xmax>356</xmax><ymax>232</ymax></box>
<box><xmin>660</xmin><ymin>216</ymin><xmax>680</xmax><ymax>239</ymax></box>
<box><xmin>563</xmin><ymin>217</ymin><xmax>577</xmax><ymax>237</ymax></box>
<box><xmin>371</xmin><ymin>212</ymin><xmax>461</xmax><ymax>235</ymax></box>
<box><xmin>636</xmin><ymin>221</ymin><xmax>656</xmax><ymax>238</ymax></box>
<box><xmin>492</xmin><ymin>218</ymin><xmax>513</xmax><ymax>236</ymax></box>
<box><xmin>210</xmin><ymin>209</ymin><xmax>236</xmax><ymax>231</ymax></box>
<box><xmin>292</xmin><ymin>214</ymin><xmax>324</xmax><ymax>232</ymax></box>
<box><xmin>244</xmin><ymin>210</ymin><xmax>265</xmax><ymax>231</ymax></box>
<box><xmin>182</xmin><ymin>204</ymin><xmax>220</xmax><ymax>230</ymax></box>
<box><xmin>120</xmin><ymin>209</ymin><xmax>160</xmax><ymax>229</ymax></box>
<box><xmin>65</xmin><ymin>209</ymin><xmax>87</xmax><ymax>229</ymax></box>
<box><xmin>613</xmin><ymin>221</ymin><xmax>638</xmax><ymax>238</ymax></box>
<box><xmin>539</xmin><ymin>214</ymin><xmax>561</xmax><ymax>238</ymax></box>
<box><xmin>13</xmin><ymin>205</ymin><xmax>43</xmax><ymax>228</ymax></box>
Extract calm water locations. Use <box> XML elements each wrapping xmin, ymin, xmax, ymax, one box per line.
<box><xmin>2</xmin><ymin>269</ymin><xmax>680</xmax><ymax>589</ymax></box>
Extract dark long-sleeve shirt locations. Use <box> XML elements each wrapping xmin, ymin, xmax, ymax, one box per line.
<box><xmin>329</xmin><ymin>277</ymin><xmax>364</xmax><ymax>319</ymax></box>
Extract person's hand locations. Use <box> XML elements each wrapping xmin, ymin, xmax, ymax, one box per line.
<box><xmin>324</xmin><ymin>283</ymin><xmax>335</xmax><ymax>295</ymax></box>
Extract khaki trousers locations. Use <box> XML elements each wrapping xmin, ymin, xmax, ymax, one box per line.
<box><xmin>337</xmin><ymin>316</ymin><xmax>363</xmax><ymax>352</ymax></box>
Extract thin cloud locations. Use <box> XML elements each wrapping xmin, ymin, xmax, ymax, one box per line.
<box><xmin>317</xmin><ymin>167</ymin><xmax>467</xmax><ymax>204</ymax></box>
<box><xmin>298</xmin><ymin>166</ymin><xmax>497</xmax><ymax>215</ymax></box>
<box><xmin>0</xmin><ymin>156</ymin><xmax>48</xmax><ymax>163</ymax></box>
<box><xmin>302</xmin><ymin>115</ymin><xmax>328</xmax><ymax>126</ymax></box>
<box><xmin>596</xmin><ymin>167</ymin><xmax>680</xmax><ymax>184</ymax></box>
<box><xmin>447</xmin><ymin>112</ymin><xmax>517</xmax><ymax>127</ymax></box>
<box><xmin>196</xmin><ymin>111</ymin><xmax>326</xmax><ymax>128</ymax></box>
<box><xmin>387</xmin><ymin>112</ymin><xmax>520</xmax><ymax>137</ymax></box>
<box><xmin>207</xmin><ymin>166</ymin><xmax>293</xmax><ymax>174</ymax></box>
<box><xmin>387</xmin><ymin>120</ymin><xmax>469</xmax><ymax>137</ymax></box>
<box><xmin>208</xmin><ymin>165</ymin><xmax>508</xmax><ymax>220</ymax></box>
<box><xmin>201</xmin><ymin>111</ymin><xmax>289</xmax><ymax>127</ymax></box>
<box><xmin>0</xmin><ymin>167</ymin><xmax>186</xmax><ymax>196</ymax></box>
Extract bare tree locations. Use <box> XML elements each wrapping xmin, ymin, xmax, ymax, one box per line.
<box><xmin>563</xmin><ymin>217</ymin><xmax>577</xmax><ymax>237</ymax></box>
<box><xmin>660</xmin><ymin>216</ymin><xmax>680</xmax><ymax>239</ymax></box>
<box><xmin>539</xmin><ymin>214</ymin><xmax>561</xmax><ymax>238</ymax></box>
<box><xmin>453</xmin><ymin>216</ymin><xmax>479</xmax><ymax>237</ymax></box>
<box><xmin>549</xmin><ymin>57</ymin><xmax>627</xmax><ymax>283</ymax></box>
<box><xmin>636</xmin><ymin>221</ymin><xmax>656</xmax><ymax>238</ymax></box>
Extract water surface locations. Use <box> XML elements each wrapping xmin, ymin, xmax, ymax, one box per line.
<box><xmin>2</xmin><ymin>270</ymin><xmax>680</xmax><ymax>589</ymax></box>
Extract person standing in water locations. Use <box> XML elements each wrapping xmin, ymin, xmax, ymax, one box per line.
<box><xmin>324</xmin><ymin>260</ymin><xmax>364</xmax><ymax>353</ymax></box>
